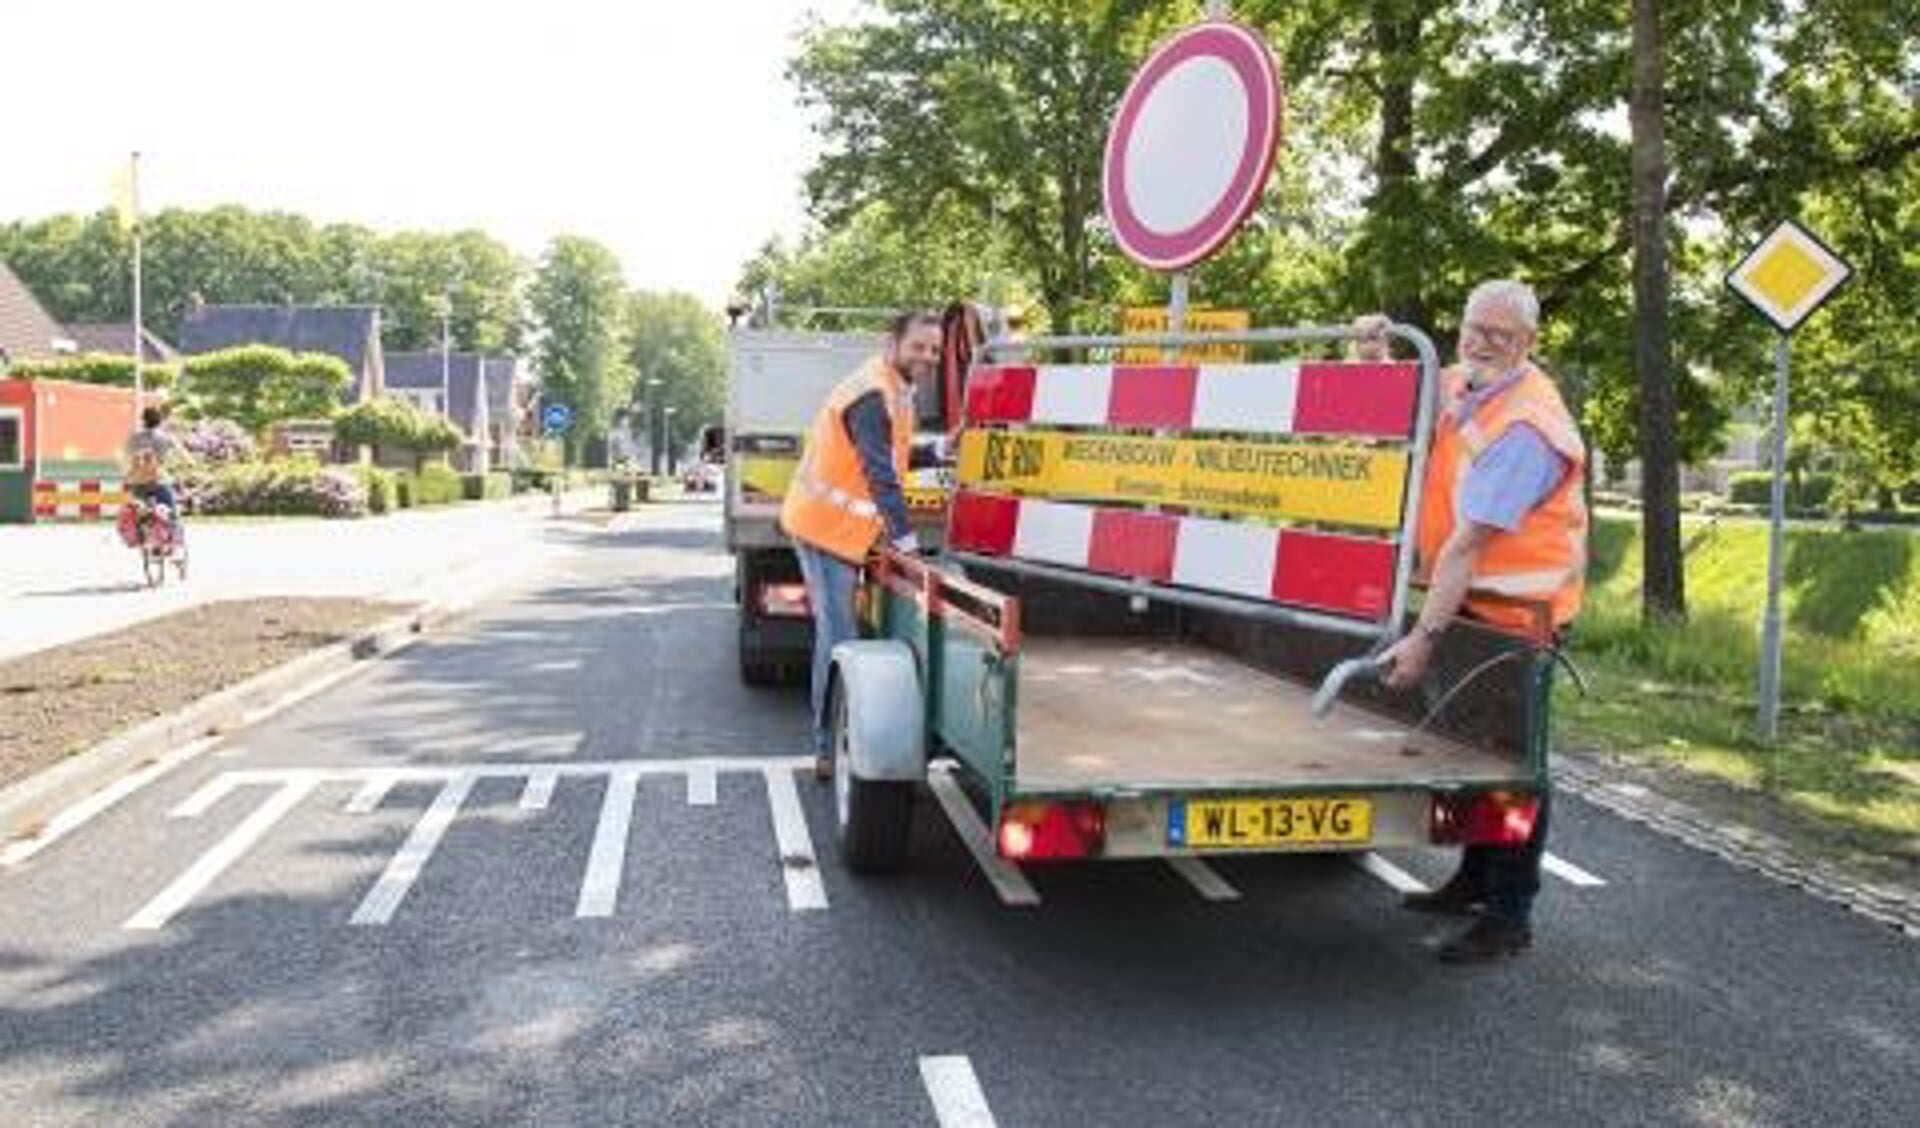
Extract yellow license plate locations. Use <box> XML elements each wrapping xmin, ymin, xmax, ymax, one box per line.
<box><xmin>1171</xmin><ymin>797</ymin><xmax>1373</xmax><ymax>850</ymax></box>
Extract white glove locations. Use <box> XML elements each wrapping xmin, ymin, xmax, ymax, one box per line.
<box><xmin>891</xmin><ymin>531</ymin><xmax>922</xmax><ymax>555</ymax></box>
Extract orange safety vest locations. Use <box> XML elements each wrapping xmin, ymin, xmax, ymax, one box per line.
<box><xmin>1415</xmin><ymin>363</ymin><xmax>1588</xmax><ymax>636</ymax></box>
<box><xmin>780</xmin><ymin>354</ymin><xmax>914</xmax><ymax>563</ymax></box>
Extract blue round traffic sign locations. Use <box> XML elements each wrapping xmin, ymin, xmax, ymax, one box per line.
<box><xmin>542</xmin><ymin>403</ymin><xmax>572</xmax><ymax>434</ymax></box>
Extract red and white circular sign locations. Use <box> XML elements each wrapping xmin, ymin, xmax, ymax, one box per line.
<box><xmin>1103</xmin><ymin>21</ymin><xmax>1283</xmax><ymax>272</ymax></box>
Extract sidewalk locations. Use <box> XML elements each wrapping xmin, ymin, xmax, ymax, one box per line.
<box><xmin>0</xmin><ymin>490</ymin><xmax>599</xmax><ymax>663</ymax></box>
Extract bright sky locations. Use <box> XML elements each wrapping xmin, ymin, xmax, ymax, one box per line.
<box><xmin>0</xmin><ymin>0</ymin><xmax>863</xmax><ymax>309</ymax></box>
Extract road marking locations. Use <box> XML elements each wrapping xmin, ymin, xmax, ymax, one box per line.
<box><xmin>125</xmin><ymin>775</ymin><xmax>320</xmax><ymax>930</ymax></box>
<box><xmin>918</xmin><ymin>1055</ymin><xmax>999</xmax><ymax>1128</ymax></box>
<box><xmin>1166</xmin><ymin>856</ymin><xmax>1240</xmax><ymax>901</ymax></box>
<box><xmin>928</xmin><ymin>764</ymin><xmax>1040</xmax><ymax>907</ymax></box>
<box><xmin>1355</xmin><ymin>852</ymin><xmax>1429</xmax><ymax>895</ymax></box>
<box><xmin>350</xmin><ymin>773</ymin><xmax>477</xmax><ymax>926</ymax></box>
<box><xmin>342</xmin><ymin>770</ymin><xmax>402</xmax><ymax>814</ymax></box>
<box><xmin>763</xmin><ymin>766</ymin><xmax>828</xmax><ymax>912</ymax></box>
<box><xmin>519</xmin><ymin>770</ymin><xmax>557</xmax><ymax>811</ymax></box>
<box><xmin>575</xmin><ymin>768</ymin><xmax>641</xmax><ymax>918</ymax></box>
<box><xmin>2</xmin><ymin>736</ymin><xmax>221</xmax><ymax>867</ymax></box>
<box><xmin>1544</xmin><ymin>852</ymin><xmax>1607</xmax><ymax>887</ymax></box>
<box><xmin>686</xmin><ymin>763</ymin><xmax>717</xmax><ymax>806</ymax></box>
<box><xmin>170</xmin><ymin>773</ymin><xmax>245</xmax><ymax>819</ymax></box>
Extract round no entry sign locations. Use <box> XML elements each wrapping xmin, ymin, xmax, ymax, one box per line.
<box><xmin>1103</xmin><ymin>21</ymin><xmax>1283</xmax><ymax>272</ymax></box>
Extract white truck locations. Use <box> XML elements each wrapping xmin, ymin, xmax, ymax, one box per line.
<box><xmin>724</xmin><ymin>323</ymin><xmax>962</xmax><ymax>686</ymax></box>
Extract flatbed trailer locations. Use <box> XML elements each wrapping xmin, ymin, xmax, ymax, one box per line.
<box><xmin>820</xmin><ymin>323</ymin><xmax>1558</xmax><ymax>876</ymax></box>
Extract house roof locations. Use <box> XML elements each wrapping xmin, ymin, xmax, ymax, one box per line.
<box><xmin>177</xmin><ymin>304</ymin><xmax>379</xmax><ymax>373</ymax></box>
<box><xmin>0</xmin><ymin>260</ymin><xmax>73</xmax><ymax>364</ymax></box>
<box><xmin>63</xmin><ymin>322</ymin><xmax>181</xmax><ymax>364</ymax></box>
<box><xmin>386</xmin><ymin>351</ymin><xmax>488</xmax><ymax>434</ymax></box>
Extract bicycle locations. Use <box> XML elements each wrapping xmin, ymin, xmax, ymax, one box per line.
<box><xmin>118</xmin><ymin>496</ymin><xmax>189</xmax><ymax>588</ymax></box>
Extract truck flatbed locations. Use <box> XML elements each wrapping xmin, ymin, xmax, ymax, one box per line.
<box><xmin>1013</xmin><ymin>636</ymin><xmax>1524</xmax><ymax>793</ymax></box>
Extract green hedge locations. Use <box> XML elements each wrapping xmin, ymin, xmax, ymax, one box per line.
<box><xmin>460</xmin><ymin>471</ymin><xmax>512</xmax><ymax>501</ymax></box>
<box><xmin>1726</xmin><ymin>470</ymin><xmax>1838</xmax><ymax>512</ymax></box>
<box><xmin>354</xmin><ymin>465</ymin><xmax>399</xmax><ymax>514</ymax></box>
<box><xmin>5</xmin><ymin>352</ymin><xmax>181</xmax><ymax>389</ymax></box>
<box><xmin>407</xmin><ymin>463</ymin><xmax>463</xmax><ymax>507</ymax></box>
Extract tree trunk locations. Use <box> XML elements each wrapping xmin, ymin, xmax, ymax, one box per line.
<box><xmin>1631</xmin><ymin>0</ymin><xmax>1686</xmax><ymax>621</ymax></box>
<box><xmin>1369</xmin><ymin>1</ymin><xmax>1426</xmax><ymax>328</ymax></box>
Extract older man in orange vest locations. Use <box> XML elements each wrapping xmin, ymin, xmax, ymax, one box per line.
<box><xmin>1377</xmin><ymin>279</ymin><xmax>1587</xmax><ymax>963</ymax></box>
<box><xmin>782</xmin><ymin>310</ymin><xmax>944</xmax><ymax>780</ymax></box>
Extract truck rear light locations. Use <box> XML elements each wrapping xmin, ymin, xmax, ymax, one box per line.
<box><xmin>997</xmin><ymin>801</ymin><xmax>1105</xmax><ymax>861</ymax></box>
<box><xmin>758</xmin><ymin>582</ymin><xmax>811</xmax><ymax>617</ymax></box>
<box><xmin>1430</xmin><ymin>791</ymin><xmax>1540</xmax><ymax>847</ymax></box>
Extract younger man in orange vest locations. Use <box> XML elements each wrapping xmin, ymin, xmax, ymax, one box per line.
<box><xmin>1377</xmin><ymin>279</ymin><xmax>1588</xmax><ymax>963</ymax></box>
<box><xmin>781</xmin><ymin>311</ymin><xmax>945</xmax><ymax>780</ymax></box>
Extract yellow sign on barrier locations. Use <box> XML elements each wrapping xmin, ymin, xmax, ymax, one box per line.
<box><xmin>957</xmin><ymin>429</ymin><xmax>1407</xmax><ymax>529</ymax></box>
<box><xmin>1118</xmin><ymin>307</ymin><xmax>1251</xmax><ymax>363</ymax></box>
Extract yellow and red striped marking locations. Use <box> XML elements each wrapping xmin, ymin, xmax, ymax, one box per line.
<box><xmin>32</xmin><ymin>479</ymin><xmax>126</xmax><ymax>521</ymax></box>
<box><xmin>964</xmin><ymin>361</ymin><xmax>1419</xmax><ymax>440</ymax></box>
<box><xmin>948</xmin><ymin>491</ymin><xmax>1398</xmax><ymax>621</ymax></box>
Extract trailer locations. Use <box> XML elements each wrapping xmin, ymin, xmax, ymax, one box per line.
<box><xmin>821</xmin><ymin>323</ymin><xmax>1560</xmax><ymax>881</ymax></box>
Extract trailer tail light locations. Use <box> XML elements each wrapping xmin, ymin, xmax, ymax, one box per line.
<box><xmin>1430</xmin><ymin>791</ymin><xmax>1540</xmax><ymax>847</ymax></box>
<box><xmin>997</xmin><ymin>801</ymin><xmax>1106</xmax><ymax>861</ymax></box>
<box><xmin>758</xmin><ymin>583</ymin><xmax>811</xmax><ymax>618</ymax></box>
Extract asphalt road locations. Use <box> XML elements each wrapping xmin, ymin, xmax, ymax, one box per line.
<box><xmin>2</xmin><ymin>502</ymin><xmax>1915</xmax><ymax>1127</ymax></box>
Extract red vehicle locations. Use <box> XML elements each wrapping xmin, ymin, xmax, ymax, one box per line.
<box><xmin>118</xmin><ymin>498</ymin><xmax>188</xmax><ymax>587</ymax></box>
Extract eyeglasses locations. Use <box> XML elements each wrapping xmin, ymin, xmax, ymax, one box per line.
<box><xmin>1461</xmin><ymin>321</ymin><xmax>1524</xmax><ymax>350</ymax></box>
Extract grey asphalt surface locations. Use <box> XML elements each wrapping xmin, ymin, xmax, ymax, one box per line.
<box><xmin>2</xmin><ymin>502</ymin><xmax>1916</xmax><ymax>1127</ymax></box>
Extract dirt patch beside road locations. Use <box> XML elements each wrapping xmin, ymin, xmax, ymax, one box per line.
<box><xmin>0</xmin><ymin>598</ymin><xmax>400</xmax><ymax>789</ymax></box>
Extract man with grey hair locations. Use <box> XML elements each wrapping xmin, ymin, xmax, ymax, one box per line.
<box><xmin>1377</xmin><ymin>278</ymin><xmax>1589</xmax><ymax>963</ymax></box>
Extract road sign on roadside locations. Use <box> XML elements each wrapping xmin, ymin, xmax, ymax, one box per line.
<box><xmin>1726</xmin><ymin>218</ymin><xmax>1853</xmax><ymax>744</ymax></box>
<box><xmin>1102</xmin><ymin>20</ymin><xmax>1282</xmax><ymax>273</ymax></box>
<box><xmin>1726</xmin><ymin>218</ymin><xmax>1852</xmax><ymax>333</ymax></box>
<box><xmin>542</xmin><ymin>403</ymin><xmax>572</xmax><ymax>436</ymax></box>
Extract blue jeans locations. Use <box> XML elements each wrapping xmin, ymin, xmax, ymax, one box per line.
<box><xmin>795</xmin><ymin>543</ymin><xmax>860</xmax><ymax>756</ymax></box>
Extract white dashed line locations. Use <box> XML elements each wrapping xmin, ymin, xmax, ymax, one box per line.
<box><xmin>1166</xmin><ymin>856</ymin><xmax>1240</xmax><ymax>900</ymax></box>
<box><xmin>686</xmin><ymin>763</ymin><xmax>717</xmax><ymax>806</ymax></box>
<box><xmin>519</xmin><ymin>770</ymin><xmax>557</xmax><ymax>811</ymax></box>
<box><xmin>919</xmin><ymin>1055</ymin><xmax>999</xmax><ymax>1128</ymax></box>
<box><xmin>575</xmin><ymin>768</ymin><xmax>641</xmax><ymax>918</ymax></box>
<box><xmin>1544</xmin><ymin>852</ymin><xmax>1607</xmax><ymax>887</ymax></box>
<box><xmin>126</xmin><ymin>774</ymin><xmax>320</xmax><ymax>930</ymax></box>
<box><xmin>928</xmin><ymin>764</ymin><xmax>1039</xmax><ymax>907</ymax></box>
<box><xmin>763</xmin><ymin>766</ymin><xmax>828</xmax><ymax>911</ymax></box>
<box><xmin>351</xmin><ymin>773</ymin><xmax>477</xmax><ymax>925</ymax></box>
<box><xmin>1354</xmin><ymin>852</ymin><xmax>1429</xmax><ymax>894</ymax></box>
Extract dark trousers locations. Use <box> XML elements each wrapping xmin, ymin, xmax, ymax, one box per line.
<box><xmin>1449</xmin><ymin>788</ymin><xmax>1550</xmax><ymax>924</ymax></box>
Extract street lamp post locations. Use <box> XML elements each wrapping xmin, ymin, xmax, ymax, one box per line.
<box><xmin>664</xmin><ymin>406</ymin><xmax>680</xmax><ymax>477</ymax></box>
<box><xmin>645</xmin><ymin>377</ymin><xmax>664</xmax><ymax>476</ymax></box>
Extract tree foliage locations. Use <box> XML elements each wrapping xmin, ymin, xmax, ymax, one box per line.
<box><xmin>0</xmin><ymin>207</ymin><xmax>526</xmax><ymax>354</ymax></box>
<box><xmin>528</xmin><ymin>236</ymin><xmax>634</xmax><ymax>457</ymax></box>
<box><xmin>624</xmin><ymin>291</ymin><xmax>728</xmax><ymax>450</ymax></box>
<box><xmin>5</xmin><ymin>352</ymin><xmax>179</xmax><ymax>389</ymax></box>
<box><xmin>177</xmin><ymin>346</ymin><xmax>351</xmax><ymax>435</ymax></box>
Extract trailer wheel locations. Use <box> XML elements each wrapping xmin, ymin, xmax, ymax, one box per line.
<box><xmin>832</xmin><ymin>684</ymin><xmax>914</xmax><ymax>873</ymax></box>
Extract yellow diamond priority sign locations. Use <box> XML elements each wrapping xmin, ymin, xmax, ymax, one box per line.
<box><xmin>1727</xmin><ymin>218</ymin><xmax>1852</xmax><ymax>333</ymax></box>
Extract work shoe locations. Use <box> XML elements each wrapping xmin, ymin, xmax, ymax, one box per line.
<box><xmin>1401</xmin><ymin>883</ymin><xmax>1486</xmax><ymax>917</ymax></box>
<box><xmin>813</xmin><ymin>753</ymin><xmax>833</xmax><ymax>783</ymax></box>
<box><xmin>1437</xmin><ymin>916</ymin><xmax>1533</xmax><ymax>964</ymax></box>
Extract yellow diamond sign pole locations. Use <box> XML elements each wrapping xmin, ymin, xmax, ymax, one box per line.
<box><xmin>1726</xmin><ymin>218</ymin><xmax>1852</xmax><ymax>742</ymax></box>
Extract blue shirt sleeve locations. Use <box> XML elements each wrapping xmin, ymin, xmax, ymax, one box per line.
<box><xmin>841</xmin><ymin>391</ymin><xmax>913</xmax><ymax>540</ymax></box>
<box><xmin>1459</xmin><ymin>424</ymin><xmax>1570</xmax><ymax>532</ymax></box>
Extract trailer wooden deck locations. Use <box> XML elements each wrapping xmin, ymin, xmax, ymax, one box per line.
<box><xmin>1012</xmin><ymin>636</ymin><xmax>1525</xmax><ymax>792</ymax></box>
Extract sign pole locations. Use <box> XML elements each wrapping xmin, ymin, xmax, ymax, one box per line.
<box><xmin>1164</xmin><ymin>272</ymin><xmax>1189</xmax><ymax>362</ymax></box>
<box><xmin>1757</xmin><ymin>331</ymin><xmax>1791</xmax><ymax>742</ymax></box>
<box><xmin>131</xmin><ymin>151</ymin><xmax>144</xmax><ymax>414</ymax></box>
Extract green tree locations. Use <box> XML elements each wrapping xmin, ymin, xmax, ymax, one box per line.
<box><xmin>791</xmin><ymin>0</ymin><xmax>1183</xmax><ymax>331</ymax></box>
<box><xmin>528</xmin><ymin>236</ymin><xmax>633</xmax><ymax>459</ymax></box>
<box><xmin>624</xmin><ymin>291</ymin><xmax>728</xmax><ymax>460</ymax></box>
